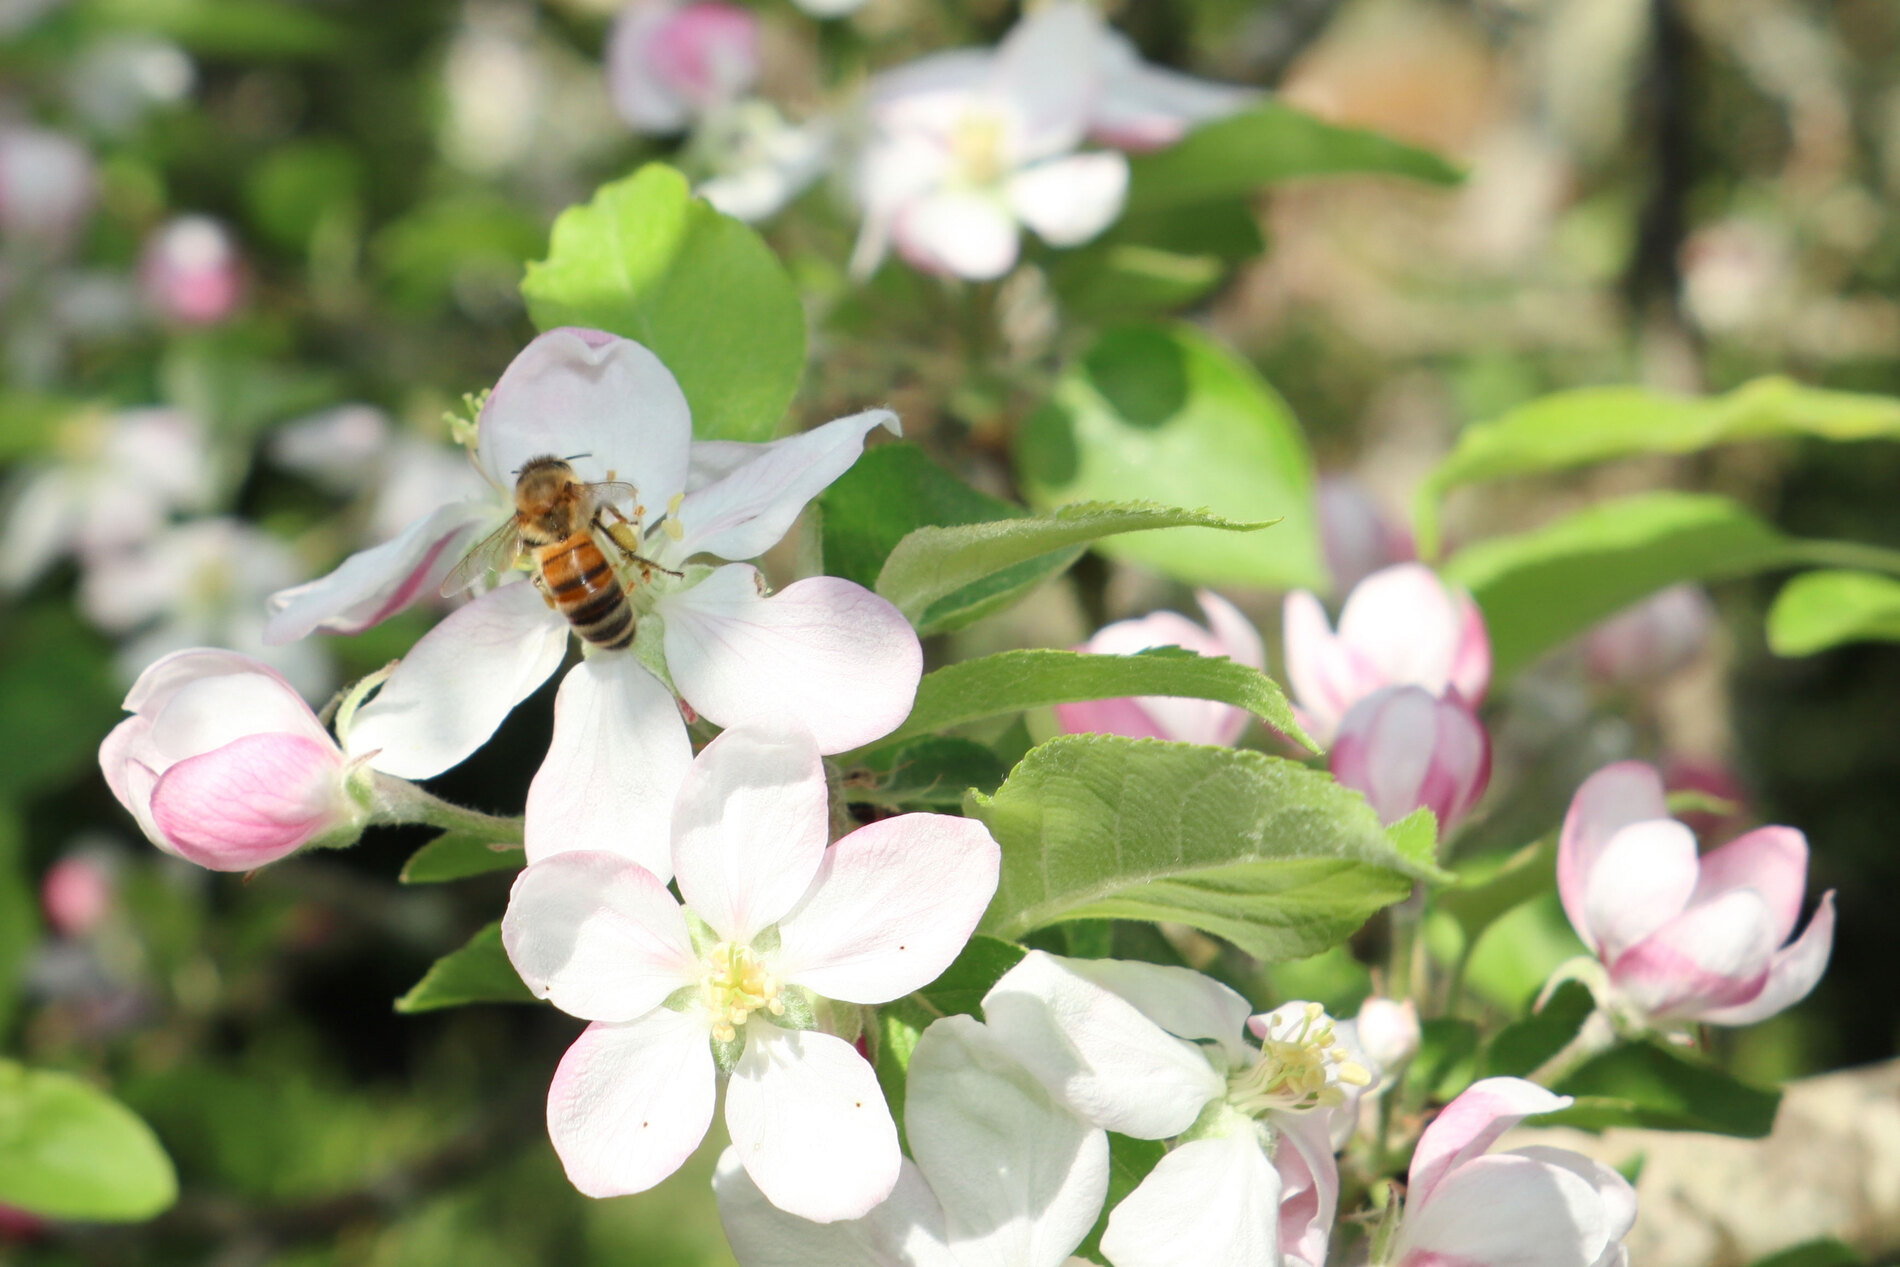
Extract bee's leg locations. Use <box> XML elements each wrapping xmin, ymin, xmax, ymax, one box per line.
<box><xmin>529</xmin><ymin>571</ymin><xmax>557</xmax><ymax>610</ymax></box>
<box><xmin>594</xmin><ymin>512</ymin><xmax>685</xmax><ymax>581</ymax></box>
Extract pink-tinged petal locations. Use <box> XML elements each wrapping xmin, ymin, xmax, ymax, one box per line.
<box><xmin>524</xmin><ymin>655</ymin><xmax>693</xmax><ymax>876</ymax></box>
<box><xmin>775</xmin><ymin>813</ymin><xmax>1000</xmax><ymax>1004</ymax></box>
<box><xmin>1198</xmin><ymin>590</ymin><xmax>1266</xmax><ymax>670</ymax></box>
<box><xmin>1581</xmin><ymin>818</ymin><xmax>1700</xmax><ymax>962</ymax></box>
<box><xmin>671</xmin><ymin>720</ymin><xmax>829</xmax><ymax>944</ymax></box>
<box><xmin>100</xmin><ymin>718</ymin><xmax>163</xmax><ymax>846</ymax></box>
<box><xmin>1330</xmin><ymin>686</ymin><xmax>1489</xmax><ymax>830</ymax></box>
<box><xmin>648</xmin><ymin>2</ymin><xmax>757</xmax><ymax>110</ymax></box>
<box><xmin>1090</xmin><ymin>32</ymin><xmax>1256</xmax><ymax>152</ymax></box>
<box><xmin>894</xmin><ymin>190</ymin><xmax>1022</xmax><ymax>281</ymax></box>
<box><xmin>122</xmin><ymin>648</ymin><xmax>330</xmax><ymax>746</ymax></box>
<box><xmin>1006</xmin><ymin>151</ymin><xmax>1128</xmax><ymax>247</ymax></box>
<box><xmin>1448</xmin><ymin>589</ymin><xmax>1492</xmax><ymax>706</ymax></box>
<box><xmin>1272</xmin><ymin>1112</ymin><xmax>1341</xmax><ymax>1267</ymax></box>
<box><xmin>345</xmin><ymin>580</ymin><xmax>570</xmax><ymax>779</ymax></box>
<box><xmin>264</xmin><ymin>501</ymin><xmax>495</xmax><ymax>643</ymax></box>
<box><xmin>1692</xmin><ymin>890</ymin><xmax>1835</xmax><ymax>1027</ymax></box>
<box><xmin>1282</xmin><ymin>589</ymin><xmax>1377</xmax><ymax>745</ymax></box>
<box><xmin>150</xmin><ymin>733</ymin><xmax>350</xmax><ymax>870</ymax></box>
<box><xmin>1053</xmin><ymin>696</ymin><xmax>1172</xmax><ymax>741</ymax></box>
<box><xmin>1058</xmin><ymin>956</ymin><xmax>1252</xmax><ymax>1059</ymax></box>
<box><xmin>1509</xmin><ymin>1147</ymin><xmax>1638</xmax><ymax>1252</ymax></box>
<box><xmin>1609</xmin><ymin>886</ymin><xmax>1777</xmax><ymax>1019</ymax></box>
<box><xmin>1335</xmin><ymin>563</ymin><xmax>1462</xmax><ymax>692</ymax></box>
<box><xmin>991</xmin><ymin>1</ymin><xmax>1100</xmax><ymax>160</ymax></box>
<box><xmin>606</xmin><ymin>3</ymin><xmax>691</xmax><ymax>133</ymax></box>
<box><xmin>1101</xmin><ymin>1133</ymin><xmax>1280</xmax><ymax>1267</ymax></box>
<box><xmin>1395</xmin><ymin>1153</ymin><xmax>1614</xmax><ymax>1267</ymax></box>
<box><xmin>1691</xmin><ymin>825</ymin><xmax>1809</xmax><ymax>945</ymax></box>
<box><xmin>659</xmin><ymin>566</ymin><xmax>922</xmax><ymax>753</ymax></box>
<box><xmin>1558</xmin><ymin>762</ymin><xmax>1671</xmax><ymax>954</ymax></box>
<box><xmin>726</xmin><ymin>1024</ymin><xmax>901</xmax><ymax>1223</ymax></box>
<box><xmin>476</xmin><ymin>329</ymin><xmax>691</xmax><ymax>520</ymax></box>
<box><xmin>981</xmin><ymin>951</ymin><xmax>1224</xmax><ymax>1139</ymax></box>
<box><xmin>715</xmin><ymin>1150</ymin><xmax>958</xmax><ymax>1267</ymax></box>
<box><xmin>907</xmin><ymin>1015</ymin><xmax>1108</xmax><ymax>1267</ymax></box>
<box><xmin>501</xmin><ymin>851</ymin><xmax>699</xmax><ymax>1022</ymax></box>
<box><xmin>675</xmin><ymin>409</ymin><xmax>900</xmax><ymax>562</ymax></box>
<box><xmin>1068</xmin><ymin>607</ymin><xmax>1255</xmax><ymax>746</ymax></box>
<box><xmin>1407</xmin><ymin>1076</ymin><xmax>1571</xmax><ymax>1208</ymax></box>
<box><xmin>547</xmin><ymin>1010</ymin><xmax>717</xmax><ymax>1199</ymax></box>
<box><xmin>41</xmin><ymin>856</ymin><xmax>114</xmax><ymax>939</ymax></box>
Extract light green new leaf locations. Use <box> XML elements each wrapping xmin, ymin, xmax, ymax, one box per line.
<box><xmin>1417</xmin><ymin>377</ymin><xmax>1900</xmax><ymax>555</ymax></box>
<box><xmin>1015</xmin><ymin>325</ymin><xmax>1323</xmax><ymax>590</ymax></box>
<box><xmin>876</xmin><ymin>500</ymin><xmax>1269</xmax><ymax>632</ymax></box>
<box><xmin>859</xmin><ymin>647</ymin><xmax>1313</xmax><ymax>754</ymax></box>
<box><xmin>1443</xmin><ymin>491</ymin><xmax>1900</xmax><ymax>679</ymax></box>
<box><xmin>1767</xmin><ymin>569</ymin><xmax>1900</xmax><ymax>657</ymax></box>
<box><xmin>967</xmin><ymin>735</ymin><xmax>1444</xmax><ymax>962</ymax></box>
<box><xmin>521</xmin><ymin>164</ymin><xmax>805</xmax><ymax>442</ymax></box>
<box><xmin>0</xmin><ymin>1063</ymin><xmax>177</xmax><ymax>1221</ymax></box>
<box><xmin>399</xmin><ymin>830</ymin><xmax>526</xmax><ymax>884</ymax></box>
<box><xmin>394</xmin><ymin>922</ymin><xmax>535</xmax><ymax>1013</ymax></box>
<box><xmin>1123</xmin><ymin>103</ymin><xmax>1462</xmax><ymax>214</ymax></box>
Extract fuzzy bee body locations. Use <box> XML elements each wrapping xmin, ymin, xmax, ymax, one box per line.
<box><xmin>533</xmin><ymin>531</ymin><xmax>634</xmax><ymax>649</ymax></box>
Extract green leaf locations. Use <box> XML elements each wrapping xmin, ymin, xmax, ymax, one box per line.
<box><xmin>1767</xmin><ymin>569</ymin><xmax>1900</xmax><ymax>656</ymax></box>
<box><xmin>1437</xmin><ymin>839</ymin><xmax>1554</xmax><ymax>945</ymax></box>
<box><xmin>1123</xmin><ymin>103</ymin><xmax>1462</xmax><ymax>215</ymax></box>
<box><xmin>967</xmin><ymin>735</ymin><xmax>1444</xmax><ymax>961</ymax></box>
<box><xmin>1075</xmin><ymin>1133</ymin><xmax>1167</xmax><ymax>1263</ymax></box>
<box><xmin>0</xmin><ymin>393</ymin><xmax>88</xmax><ymax>463</ymax></box>
<box><xmin>394</xmin><ymin>922</ymin><xmax>535</xmax><ymax>1013</ymax></box>
<box><xmin>0</xmin><ymin>807</ymin><xmax>35</xmax><ymax>1038</ymax></box>
<box><xmin>1481</xmin><ymin>980</ymin><xmax>1596</xmax><ymax>1079</ymax></box>
<box><xmin>840</xmin><ymin>738</ymin><xmax>1010</xmax><ymax>810</ymax></box>
<box><xmin>1440</xmin><ymin>491</ymin><xmax>1900</xmax><ymax>680</ymax></box>
<box><xmin>1748</xmin><ymin>1240</ymin><xmax>1865</xmax><ymax>1267</ymax></box>
<box><xmin>0</xmin><ymin>605</ymin><xmax>123</xmax><ymax>801</ymax></box>
<box><xmin>521</xmin><ymin>164</ymin><xmax>805</xmax><ymax>443</ymax></box>
<box><xmin>876</xmin><ymin>500</ymin><xmax>1269</xmax><ymax>633</ymax></box>
<box><xmin>1015</xmin><ymin>325</ymin><xmax>1323</xmax><ymax>590</ymax></box>
<box><xmin>1418</xmin><ymin>377</ymin><xmax>1900</xmax><ymax>554</ymax></box>
<box><xmin>84</xmin><ymin>0</ymin><xmax>345</xmax><ymax>56</ymax></box>
<box><xmin>399</xmin><ymin>831</ymin><xmax>527</xmax><ymax>884</ymax></box>
<box><xmin>0</xmin><ymin>1063</ymin><xmax>177</xmax><ymax>1221</ymax></box>
<box><xmin>1545</xmin><ymin>1040</ymin><xmax>1782</xmax><ymax>1138</ymax></box>
<box><xmin>860</xmin><ymin>647</ymin><xmax>1312</xmax><ymax>755</ymax></box>
<box><xmin>1412</xmin><ymin>1018</ymin><xmax>1479</xmax><ymax>1102</ymax></box>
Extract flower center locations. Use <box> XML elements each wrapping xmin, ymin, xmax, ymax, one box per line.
<box><xmin>701</xmin><ymin>940</ymin><xmax>783</xmax><ymax>1043</ymax></box>
<box><xmin>950</xmin><ymin>110</ymin><xmax>1008</xmax><ymax>187</ymax></box>
<box><xmin>1226</xmin><ymin>1002</ymin><xmax>1371</xmax><ymax>1116</ymax></box>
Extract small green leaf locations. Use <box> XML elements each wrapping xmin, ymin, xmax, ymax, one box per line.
<box><xmin>1412</xmin><ymin>1018</ymin><xmax>1479</xmax><ymax>1102</ymax></box>
<box><xmin>0</xmin><ymin>806</ymin><xmax>35</xmax><ymax>1037</ymax></box>
<box><xmin>968</xmin><ymin>735</ymin><xmax>1444</xmax><ymax>962</ymax></box>
<box><xmin>0</xmin><ymin>1063</ymin><xmax>177</xmax><ymax>1221</ymax></box>
<box><xmin>1015</xmin><ymin>325</ymin><xmax>1322</xmax><ymax>590</ymax></box>
<box><xmin>394</xmin><ymin>922</ymin><xmax>535</xmax><ymax>1013</ymax></box>
<box><xmin>1075</xmin><ymin>1133</ymin><xmax>1168</xmax><ymax>1262</ymax></box>
<box><xmin>1545</xmin><ymin>1040</ymin><xmax>1782</xmax><ymax>1138</ymax></box>
<box><xmin>840</xmin><ymin>738</ymin><xmax>1011</xmax><ymax>810</ymax></box>
<box><xmin>876</xmin><ymin>500</ymin><xmax>1269</xmax><ymax>633</ymax></box>
<box><xmin>1437</xmin><ymin>839</ymin><xmax>1553</xmax><ymax>945</ymax></box>
<box><xmin>1748</xmin><ymin>1239</ymin><xmax>1865</xmax><ymax>1267</ymax></box>
<box><xmin>399</xmin><ymin>831</ymin><xmax>526</xmax><ymax>884</ymax></box>
<box><xmin>1123</xmin><ymin>103</ymin><xmax>1462</xmax><ymax>214</ymax></box>
<box><xmin>1482</xmin><ymin>980</ymin><xmax>1596</xmax><ymax>1079</ymax></box>
<box><xmin>1767</xmin><ymin>569</ymin><xmax>1900</xmax><ymax>656</ymax></box>
<box><xmin>858</xmin><ymin>647</ymin><xmax>1312</xmax><ymax>756</ymax></box>
<box><xmin>521</xmin><ymin>164</ymin><xmax>805</xmax><ymax>442</ymax></box>
<box><xmin>1418</xmin><ymin>377</ymin><xmax>1900</xmax><ymax>554</ymax></box>
<box><xmin>85</xmin><ymin>0</ymin><xmax>346</xmax><ymax>57</ymax></box>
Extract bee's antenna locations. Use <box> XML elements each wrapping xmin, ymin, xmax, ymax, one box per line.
<box><xmin>563</xmin><ymin>451</ymin><xmax>592</xmax><ymax>461</ymax></box>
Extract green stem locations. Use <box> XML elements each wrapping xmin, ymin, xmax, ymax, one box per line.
<box><xmin>366</xmin><ymin>774</ymin><xmax>525</xmax><ymax>843</ymax></box>
<box><xmin>1386</xmin><ymin>884</ymin><xmax>1426</xmax><ymax>1003</ymax></box>
<box><xmin>1794</xmin><ymin>538</ymin><xmax>1900</xmax><ymax>575</ymax></box>
<box><xmin>1526</xmin><ymin>1007</ymin><xmax>1618</xmax><ymax>1088</ymax></box>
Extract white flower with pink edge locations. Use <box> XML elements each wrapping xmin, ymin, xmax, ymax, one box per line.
<box><xmin>1329</xmin><ymin>684</ymin><xmax>1490</xmax><ymax>831</ymax></box>
<box><xmin>501</xmin><ymin>720</ymin><xmax>1000</xmax><ymax>1223</ymax></box>
<box><xmin>1282</xmin><ymin>562</ymin><xmax>1490</xmax><ymax>746</ymax></box>
<box><xmin>264</xmin><ymin>327</ymin><xmax>920</xmax><ymax>882</ymax></box>
<box><xmin>1554</xmin><ymin>761</ymin><xmax>1835</xmax><ymax>1031</ymax></box>
<box><xmin>606</xmin><ymin>0</ymin><xmax>758</xmax><ymax>136</ymax></box>
<box><xmin>1376</xmin><ymin>1077</ymin><xmax>1635</xmax><ymax>1267</ymax></box>
<box><xmin>1054</xmin><ymin>590</ymin><xmax>1264</xmax><ymax>746</ymax></box>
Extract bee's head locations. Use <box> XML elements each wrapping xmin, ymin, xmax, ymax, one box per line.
<box><xmin>513</xmin><ymin>455</ymin><xmax>579</xmax><ymax>510</ymax></box>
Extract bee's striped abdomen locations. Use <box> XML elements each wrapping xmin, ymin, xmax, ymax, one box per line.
<box><xmin>536</xmin><ymin>533</ymin><xmax>634</xmax><ymax>650</ymax></box>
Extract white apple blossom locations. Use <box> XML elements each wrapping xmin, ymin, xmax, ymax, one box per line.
<box><xmin>694</xmin><ymin>102</ymin><xmax>835</xmax><ymax>223</ymax></box>
<box><xmin>264</xmin><ymin>328</ymin><xmax>921</xmax><ymax>880</ymax></box>
<box><xmin>268</xmin><ymin>404</ymin><xmax>490</xmax><ymax>543</ymax></box>
<box><xmin>501</xmin><ymin>721</ymin><xmax>1001</xmax><ymax>1222</ymax></box>
<box><xmin>714</xmin><ymin>1012</ymin><xmax>1108</xmax><ymax>1267</ymax></box>
<box><xmin>981</xmin><ymin>951</ymin><xmax>1373</xmax><ymax>1267</ymax></box>
<box><xmin>606</xmin><ymin>0</ymin><xmax>758</xmax><ymax>135</ymax></box>
<box><xmin>0</xmin><ymin>123</ymin><xmax>94</xmax><ymax>246</ymax></box>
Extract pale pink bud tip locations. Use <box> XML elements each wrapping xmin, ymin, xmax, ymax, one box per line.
<box><xmin>140</xmin><ymin>215</ymin><xmax>244</xmax><ymax>325</ymax></box>
<box><xmin>1354</xmin><ymin>997</ymin><xmax>1421</xmax><ymax>1072</ymax></box>
<box><xmin>1330</xmin><ymin>685</ymin><xmax>1489</xmax><ymax>831</ymax></box>
<box><xmin>41</xmin><ymin>856</ymin><xmax>114</xmax><ymax>938</ymax></box>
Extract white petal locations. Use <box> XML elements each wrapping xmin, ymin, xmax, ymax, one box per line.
<box><xmin>893</xmin><ymin>189</ymin><xmax>1022</xmax><ymax>281</ymax></box>
<box><xmin>524</xmin><ymin>654</ymin><xmax>693</xmax><ymax>877</ymax></box>
<box><xmin>1509</xmin><ymin>1146</ymin><xmax>1638</xmax><ymax>1251</ymax></box>
<box><xmin>546</xmin><ymin>1010</ymin><xmax>717</xmax><ymax>1199</ymax></box>
<box><xmin>1197</xmin><ymin>590</ymin><xmax>1266</xmax><ymax>671</ymax></box>
<box><xmin>671</xmin><ymin>719</ymin><xmax>830</xmax><ymax>944</ymax></box>
<box><xmin>1057</xmin><ymin>956</ymin><xmax>1252</xmax><ymax>1063</ymax></box>
<box><xmin>675</xmin><ymin>409</ymin><xmax>901</xmax><ymax>562</ymax></box>
<box><xmin>776</xmin><ymin>814</ymin><xmax>1000</xmax><ymax>1004</ymax></box>
<box><xmin>1558</xmin><ymin>762</ymin><xmax>1671</xmax><ymax>955</ymax></box>
<box><xmin>1396</xmin><ymin>1153</ymin><xmax>1612</xmax><ymax>1267</ymax></box>
<box><xmin>476</xmin><ymin>328</ymin><xmax>691</xmax><ymax>520</ymax></box>
<box><xmin>1335</xmin><ymin>563</ymin><xmax>1463</xmax><ymax>691</ymax></box>
<box><xmin>981</xmin><ymin>951</ymin><xmax>1224</xmax><ymax>1139</ymax></box>
<box><xmin>908</xmin><ymin>1015</ymin><xmax>1109</xmax><ymax>1267</ymax></box>
<box><xmin>715</xmin><ymin>1150</ymin><xmax>958</xmax><ymax>1267</ymax></box>
<box><xmin>726</xmin><ymin>1024</ymin><xmax>901</xmax><ymax>1224</ymax></box>
<box><xmin>658</xmin><ymin>565</ymin><xmax>922</xmax><ymax>753</ymax></box>
<box><xmin>501</xmin><ymin>851</ymin><xmax>699</xmax><ymax>1022</ymax></box>
<box><xmin>264</xmin><ymin>501</ymin><xmax>496</xmax><ymax>643</ymax></box>
<box><xmin>0</xmin><ymin>468</ymin><xmax>82</xmax><ymax>590</ymax></box>
<box><xmin>1581</xmin><ymin>819</ymin><xmax>1700</xmax><ymax>962</ymax></box>
<box><xmin>1092</xmin><ymin>32</ymin><xmax>1256</xmax><ymax>151</ymax></box>
<box><xmin>345</xmin><ymin>580</ymin><xmax>569</xmax><ymax>778</ymax></box>
<box><xmin>1101</xmin><ymin>1133</ymin><xmax>1280</xmax><ymax>1267</ymax></box>
<box><xmin>1006</xmin><ymin>152</ymin><xmax>1129</xmax><ymax>248</ymax></box>
<box><xmin>1406</xmin><ymin>1076</ymin><xmax>1571</xmax><ymax>1208</ymax></box>
<box><xmin>1697</xmin><ymin>891</ymin><xmax>1836</xmax><ymax>1026</ymax></box>
<box><xmin>123</xmin><ymin>648</ymin><xmax>332</xmax><ymax>754</ymax></box>
<box><xmin>605</xmin><ymin>3</ymin><xmax>690</xmax><ymax>134</ymax></box>
<box><xmin>991</xmin><ymin>2</ymin><xmax>1101</xmax><ymax>160</ymax></box>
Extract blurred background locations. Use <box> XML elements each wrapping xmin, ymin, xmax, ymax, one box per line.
<box><xmin>4</xmin><ymin>0</ymin><xmax>1899</xmax><ymax>1262</ymax></box>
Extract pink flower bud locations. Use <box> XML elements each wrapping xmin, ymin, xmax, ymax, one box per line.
<box><xmin>1316</xmin><ymin>474</ymin><xmax>1414</xmax><ymax>596</ymax></box>
<box><xmin>1054</xmin><ymin>591</ymin><xmax>1266</xmax><ymax>746</ymax></box>
<box><xmin>0</xmin><ymin>1204</ymin><xmax>47</xmax><ymax>1243</ymax></box>
<box><xmin>139</xmin><ymin>215</ymin><xmax>243</xmax><ymax>326</ymax></box>
<box><xmin>1557</xmin><ymin>761</ymin><xmax>1835</xmax><ymax>1029</ymax></box>
<box><xmin>1582</xmin><ymin>584</ymin><xmax>1714</xmax><ymax>684</ymax></box>
<box><xmin>1352</xmin><ymin>997</ymin><xmax>1420</xmax><ymax>1073</ymax></box>
<box><xmin>0</xmin><ymin>124</ymin><xmax>94</xmax><ymax>245</ymax></box>
<box><xmin>606</xmin><ymin>0</ymin><xmax>759</xmax><ymax>135</ymax></box>
<box><xmin>1329</xmin><ymin>685</ymin><xmax>1489</xmax><ymax>830</ymax></box>
<box><xmin>40</xmin><ymin>855</ymin><xmax>113</xmax><ymax>938</ymax></box>
<box><xmin>98</xmin><ymin>649</ymin><xmax>362</xmax><ymax>872</ymax></box>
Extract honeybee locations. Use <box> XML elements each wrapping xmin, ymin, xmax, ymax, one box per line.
<box><xmin>442</xmin><ymin>455</ymin><xmax>669</xmax><ymax>650</ymax></box>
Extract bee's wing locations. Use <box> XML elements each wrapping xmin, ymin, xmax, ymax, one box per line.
<box><xmin>582</xmin><ymin>481</ymin><xmax>642</xmax><ymax>515</ymax></box>
<box><xmin>440</xmin><ymin>517</ymin><xmax>524</xmax><ymax>597</ymax></box>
